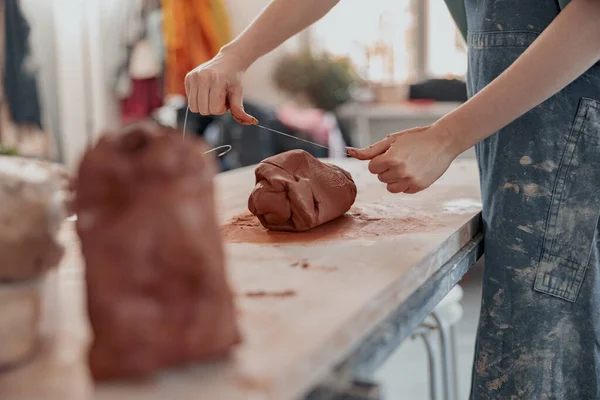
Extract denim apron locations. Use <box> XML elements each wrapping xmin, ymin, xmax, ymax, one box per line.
<box><xmin>465</xmin><ymin>0</ymin><xmax>600</xmax><ymax>398</ymax></box>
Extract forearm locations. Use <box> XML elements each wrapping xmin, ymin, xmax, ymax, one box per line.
<box><xmin>441</xmin><ymin>0</ymin><xmax>600</xmax><ymax>153</ymax></box>
<box><xmin>221</xmin><ymin>0</ymin><xmax>340</xmax><ymax>68</ymax></box>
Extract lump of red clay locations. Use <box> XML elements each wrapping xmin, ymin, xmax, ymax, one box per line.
<box><xmin>248</xmin><ymin>149</ymin><xmax>357</xmax><ymax>232</ymax></box>
<box><xmin>73</xmin><ymin>123</ymin><xmax>240</xmax><ymax>381</ymax></box>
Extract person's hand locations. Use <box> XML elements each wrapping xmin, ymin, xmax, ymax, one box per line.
<box><xmin>184</xmin><ymin>51</ymin><xmax>257</xmax><ymax>125</ymax></box>
<box><xmin>347</xmin><ymin>123</ymin><xmax>463</xmax><ymax>194</ymax></box>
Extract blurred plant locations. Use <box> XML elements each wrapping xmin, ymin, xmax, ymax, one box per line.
<box><xmin>273</xmin><ymin>51</ymin><xmax>360</xmax><ymax>111</ymax></box>
<box><xmin>0</xmin><ymin>146</ymin><xmax>19</xmax><ymax>156</ymax></box>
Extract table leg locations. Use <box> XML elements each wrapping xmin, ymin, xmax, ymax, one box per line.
<box><xmin>420</xmin><ymin>328</ymin><xmax>443</xmax><ymax>400</ymax></box>
<box><xmin>305</xmin><ymin>227</ymin><xmax>484</xmax><ymax>399</ymax></box>
<box><xmin>432</xmin><ymin>311</ymin><xmax>455</xmax><ymax>400</ymax></box>
<box><xmin>450</xmin><ymin>326</ymin><xmax>460</xmax><ymax>400</ymax></box>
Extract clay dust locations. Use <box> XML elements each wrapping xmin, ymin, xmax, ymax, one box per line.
<box><xmin>290</xmin><ymin>260</ymin><xmax>338</xmax><ymax>271</ymax></box>
<box><xmin>244</xmin><ymin>290</ymin><xmax>296</xmax><ymax>298</ymax></box>
<box><xmin>221</xmin><ymin>208</ymin><xmax>441</xmax><ymax>244</ymax></box>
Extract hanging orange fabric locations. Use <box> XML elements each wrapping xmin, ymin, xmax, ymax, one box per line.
<box><xmin>162</xmin><ymin>0</ymin><xmax>232</xmax><ymax>96</ymax></box>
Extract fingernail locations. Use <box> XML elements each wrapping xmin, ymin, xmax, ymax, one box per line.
<box><xmin>251</xmin><ymin>117</ymin><xmax>259</xmax><ymax>125</ymax></box>
<box><xmin>233</xmin><ymin>115</ymin><xmax>249</xmax><ymax>125</ymax></box>
<box><xmin>345</xmin><ymin>147</ymin><xmax>360</xmax><ymax>158</ymax></box>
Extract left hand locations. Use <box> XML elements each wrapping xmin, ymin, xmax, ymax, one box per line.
<box><xmin>347</xmin><ymin>123</ymin><xmax>462</xmax><ymax>194</ymax></box>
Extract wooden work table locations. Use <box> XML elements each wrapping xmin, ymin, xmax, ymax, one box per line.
<box><xmin>0</xmin><ymin>158</ymin><xmax>482</xmax><ymax>400</ymax></box>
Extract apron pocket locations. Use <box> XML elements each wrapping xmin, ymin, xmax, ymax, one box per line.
<box><xmin>534</xmin><ymin>97</ymin><xmax>600</xmax><ymax>302</ymax></box>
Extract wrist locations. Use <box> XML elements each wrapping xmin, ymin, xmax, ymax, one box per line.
<box><xmin>433</xmin><ymin>114</ymin><xmax>473</xmax><ymax>157</ymax></box>
<box><xmin>219</xmin><ymin>40</ymin><xmax>258</xmax><ymax>71</ymax></box>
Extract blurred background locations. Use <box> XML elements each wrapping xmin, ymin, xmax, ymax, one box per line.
<box><xmin>1</xmin><ymin>0</ymin><xmax>470</xmax><ymax>171</ymax></box>
<box><xmin>1</xmin><ymin>0</ymin><xmax>481</xmax><ymax>398</ymax></box>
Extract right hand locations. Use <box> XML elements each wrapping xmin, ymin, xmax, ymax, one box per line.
<box><xmin>184</xmin><ymin>51</ymin><xmax>257</xmax><ymax>125</ymax></box>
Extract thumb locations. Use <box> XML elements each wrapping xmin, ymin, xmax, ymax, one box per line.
<box><xmin>227</xmin><ymin>86</ymin><xmax>257</xmax><ymax>125</ymax></box>
<box><xmin>346</xmin><ymin>136</ymin><xmax>394</xmax><ymax>160</ymax></box>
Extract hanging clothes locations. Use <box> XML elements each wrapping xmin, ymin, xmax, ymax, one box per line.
<box><xmin>120</xmin><ymin>78</ymin><xmax>163</xmax><ymax>125</ymax></box>
<box><xmin>162</xmin><ymin>0</ymin><xmax>232</xmax><ymax>96</ymax></box>
<box><xmin>20</xmin><ymin>0</ymin><xmax>63</xmax><ymax>161</ymax></box>
<box><xmin>129</xmin><ymin>0</ymin><xmax>162</xmax><ymax>81</ymax></box>
<box><xmin>3</xmin><ymin>0</ymin><xmax>42</xmax><ymax>128</ymax></box>
<box><xmin>146</xmin><ymin>7</ymin><xmax>165</xmax><ymax>69</ymax></box>
<box><xmin>102</xmin><ymin>0</ymin><xmax>145</xmax><ymax>101</ymax></box>
<box><xmin>129</xmin><ymin>39</ymin><xmax>161</xmax><ymax>80</ymax></box>
<box><xmin>116</xmin><ymin>0</ymin><xmax>164</xmax><ymax>124</ymax></box>
<box><xmin>121</xmin><ymin>44</ymin><xmax>163</xmax><ymax>123</ymax></box>
<box><xmin>0</xmin><ymin>0</ymin><xmax>54</xmax><ymax>159</ymax></box>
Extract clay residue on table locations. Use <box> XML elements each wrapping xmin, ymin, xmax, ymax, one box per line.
<box><xmin>290</xmin><ymin>260</ymin><xmax>310</xmax><ymax>269</ymax></box>
<box><xmin>222</xmin><ymin>208</ymin><xmax>440</xmax><ymax>244</ymax></box>
<box><xmin>290</xmin><ymin>260</ymin><xmax>338</xmax><ymax>271</ymax></box>
<box><xmin>244</xmin><ymin>290</ymin><xmax>297</xmax><ymax>298</ymax></box>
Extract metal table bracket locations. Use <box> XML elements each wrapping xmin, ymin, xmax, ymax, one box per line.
<box><xmin>307</xmin><ymin>378</ymin><xmax>382</xmax><ymax>400</ymax></box>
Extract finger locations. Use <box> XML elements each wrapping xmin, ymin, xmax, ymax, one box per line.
<box><xmin>227</xmin><ymin>85</ymin><xmax>257</xmax><ymax>125</ymax></box>
<box><xmin>377</xmin><ymin>169</ymin><xmax>397</xmax><ymax>184</ymax></box>
<box><xmin>387</xmin><ymin>180</ymin><xmax>410</xmax><ymax>194</ymax></box>
<box><xmin>404</xmin><ymin>185</ymin><xmax>426</xmax><ymax>194</ymax></box>
<box><xmin>197</xmin><ymin>74</ymin><xmax>210</xmax><ymax>115</ymax></box>
<box><xmin>186</xmin><ymin>74</ymin><xmax>199</xmax><ymax>113</ymax></box>
<box><xmin>184</xmin><ymin>73</ymin><xmax>191</xmax><ymax>99</ymax></box>
<box><xmin>209</xmin><ymin>77</ymin><xmax>227</xmax><ymax>115</ymax></box>
<box><xmin>368</xmin><ymin>152</ymin><xmax>397</xmax><ymax>175</ymax></box>
<box><xmin>387</xmin><ymin>125</ymin><xmax>429</xmax><ymax>138</ymax></box>
<box><xmin>346</xmin><ymin>136</ymin><xmax>394</xmax><ymax>161</ymax></box>
<box><xmin>188</xmin><ymin>86</ymin><xmax>199</xmax><ymax>113</ymax></box>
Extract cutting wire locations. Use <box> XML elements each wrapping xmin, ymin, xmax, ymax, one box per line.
<box><xmin>182</xmin><ymin>106</ymin><xmax>232</xmax><ymax>157</ymax></box>
<box><xmin>183</xmin><ymin>106</ymin><xmax>346</xmax><ymax>156</ymax></box>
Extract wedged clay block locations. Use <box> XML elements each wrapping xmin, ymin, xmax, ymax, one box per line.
<box><xmin>73</xmin><ymin>123</ymin><xmax>240</xmax><ymax>381</ymax></box>
<box><xmin>248</xmin><ymin>149</ymin><xmax>357</xmax><ymax>232</ymax></box>
<box><xmin>0</xmin><ymin>156</ymin><xmax>66</xmax><ymax>282</ymax></box>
